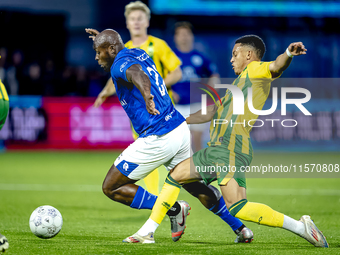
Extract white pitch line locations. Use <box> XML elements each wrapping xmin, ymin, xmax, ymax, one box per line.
<box><xmin>0</xmin><ymin>183</ymin><xmax>339</xmax><ymax>196</ymax></box>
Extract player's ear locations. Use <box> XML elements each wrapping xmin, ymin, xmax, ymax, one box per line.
<box><xmin>246</xmin><ymin>50</ymin><xmax>252</xmax><ymax>60</ymax></box>
<box><xmin>108</xmin><ymin>45</ymin><xmax>116</xmax><ymax>55</ymax></box>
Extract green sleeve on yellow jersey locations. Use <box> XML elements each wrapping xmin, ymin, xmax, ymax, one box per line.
<box><xmin>157</xmin><ymin>40</ymin><xmax>181</xmax><ymax>73</ymax></box>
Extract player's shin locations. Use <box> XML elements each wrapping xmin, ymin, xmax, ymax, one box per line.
<box><xmin>130</xmin><ymin>186</ymin><xmax>157</xmax><ymax>210</ymax></box>
<box><xmin>150</xmin><ymin>173</ymin><xmax>181</xmax><ymax>224</ymax></box>
<box><xmin>230</xmin><ymin>199</ymin><xmax>285</xmax><ymax>228</ymax></box>
<box><xmin>137</xmin><ymin>173</ymin><xmax>181</xmax><ymax>236</ymax></box>
<box><xmin>210</xmin><ymin>197</ymin><xmax>245</xmax><ymax>234</ymax></box>
<box><xmin>230</xmin><ymin>199</ymin><xmax>306</xmax><ymax>236</ymax></box>
<box><xmin>185</xmin><ymin>182</ymin><xmax>245</xmax><ymax>233</ymax></box>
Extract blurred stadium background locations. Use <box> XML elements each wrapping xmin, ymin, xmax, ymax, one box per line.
<box><xmin>1</xmin><ymin>1</ymin><xmax>340</xmax><ymax>254</ymax></box>
<box><xmin>1</xmin><ymin>0</ymin><xmax>340</xmax><ymax>151</ymax></box>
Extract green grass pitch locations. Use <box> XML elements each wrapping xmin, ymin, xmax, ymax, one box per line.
<box><xmin>1</xmin><ymin>151</ymin><xmax>339</xmax><ymax>254</ymax></box>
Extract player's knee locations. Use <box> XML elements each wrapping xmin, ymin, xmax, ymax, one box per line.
<box><xmin>102</xmin><ymin>182</ymin><xmax>119</xmax><ymax>199</ymax></box>
<box><xmin>170</xmin><ymin>172</ymin><xmax>185</xmax><ymax>185</ymax></box>
<box><xmin>102</xmin><ymin>183</ymin><xmax>111</xmax><ymax>197</ymax></box>
<box><xmin>169</xmin><ymin>158</ymin><xmax>191</xmax><ymax>184</ymax></box>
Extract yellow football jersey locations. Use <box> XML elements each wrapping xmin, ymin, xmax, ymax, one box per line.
<box><xmin>125</xmin><ymin>35</ymin><xmax>181</xmax><ymax>79</ymax></box>
<box><xmin>0</xmin><ymin>79</ymin><xmax>9</xmax><ymax>101</ymax></box>
<box><xmin>208</xmin><ymin>61</ymin><xmax>278</xmax><ymax>155</ymax></box>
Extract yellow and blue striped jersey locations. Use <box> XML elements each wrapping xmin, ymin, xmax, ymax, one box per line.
<box><xmin>208</xmin><ymin>61</ymin><xmax>278</xmax><ymax>155</ymax></box>
<box><xmin>0</xmin><ymin>79</ymin><xmax>9</xmax><ymax>101</ymax></box>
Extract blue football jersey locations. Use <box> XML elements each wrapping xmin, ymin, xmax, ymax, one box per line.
<box><xmin>111</xmin><ymin>48</ymin><xmax>185</xmax><ymax>138</ymax></box>
<box><xmin>172</xmin><ymin>49</ymin><xmax>217</xmax><ymax>105</ymax></box>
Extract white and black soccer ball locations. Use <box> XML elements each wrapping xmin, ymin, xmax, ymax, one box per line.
<box><xmin>29</xmin><ymin>205</ymin><xmax>63</xmax><ymax>239</ymax></box>
<box><xmin>0</xmin><ymin>233</ymin><xmax>9</xmax><ymax>252</ymax></box>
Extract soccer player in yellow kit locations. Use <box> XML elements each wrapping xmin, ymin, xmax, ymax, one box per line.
<box><xmin>0</xmin><ymin>79</ymin><xmax>9</xmax><ymax>131</ymax></box>
<box><xmin>131</xmin><ymin>35</ymin><xmax>329</xmax><ymax>248</ymax></box>
<box><xmin>86</xmin><ymin>1</ymin><xmax>182</xmax><ymax>196</ymax></box>
<box><xmin>0</xmin><ymin>56</ymin><xmax>10</xmax><ymax>253</ymax></box>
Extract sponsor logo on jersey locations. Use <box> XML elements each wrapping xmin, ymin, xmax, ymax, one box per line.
<box><xmin>136</xmin><ymin>52</ymin><xmax>149</xmax><ymax>61</ymax></box>
<box><xmin>120</xmin><ymin>61</ymin><xmax>128</xmax><ymax>72</ymax></box>
<box><xmin>165</xmin><ymin>110</ymin><xmax>176</xmax><ymax>121</ymax></box>
<box><xmin>120</xmin><ymin>99</ymin><xmax>127</xmax><ymax>106</ymax></box>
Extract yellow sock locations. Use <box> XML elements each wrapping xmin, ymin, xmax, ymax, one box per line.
<box><xmin>143</xmin><ymin>169</ymin><xmax>160</xmax><ymax>196</ymax></box>
<box><xmin>150</xmin><ymin>174</ymin><xmax>181</xmax><ymax>224</ymax></box>
<box><xmin>231</xmin><ymin>200</ymin><xmax>284</xmax><ymax>228</ymax></box>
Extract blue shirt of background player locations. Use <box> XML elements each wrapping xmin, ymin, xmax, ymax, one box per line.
<box><xmin>172</xmin><ymin>49</ymin><xmax>217</xmax><ymax>105</ymax></box>
<box><xmin>111</xmin><ymin>48</ymin><xmax>185</xmax><ymax>138</ymax></box>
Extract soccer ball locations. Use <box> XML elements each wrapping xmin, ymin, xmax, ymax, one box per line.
<box><xmin>29</xmin><ymin>205</ymin><xmax>63</xmax><ymax>239</ymax></box>
<box><xmin>0</xmin><ymin>233</ymin><xmax>9</xmax><ymax>252</ymax></box>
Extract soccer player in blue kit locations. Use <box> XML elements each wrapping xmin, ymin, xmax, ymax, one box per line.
<box><xmin>172</xmin><ymin>22</ymin><xmax>220</xmax><ymax>152</ymax></box>
<box><xmin>92</xmin><ymin>29</ymin><xmax>253</xmax><ymax>243</ymax></box>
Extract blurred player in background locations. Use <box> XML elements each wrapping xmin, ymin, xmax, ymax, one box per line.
<box><xmin>133</xmin><ymin>35</ymin><xmax>329</xmax><ymax>248</ymax></box>
<box><xmin>172</xmin><ymin>21</ymin><xmax>220</xmax><ymax>152</ymax></box>
<box><xmin>86</xmin><ymin>1</ymin><xmax>182</xmax><ymax>196</ymax></box>
<box><xmin>0</xmin><ymin>56</ymin><xmax>10</xmax><ymax>252</ymax></box>
<box><xmin>0</xmin><ymin>79</ymin><xmax>9</xmax><ymax>131</ymax></box>
<box><xmin>0</xmin><ymin>55</ymin><xmax>9</xmax><ymax>132</ymax></box>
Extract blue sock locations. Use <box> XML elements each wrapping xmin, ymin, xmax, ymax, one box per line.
<box><xmin>130</xmin><ymin>186</ymin><xmax>157</xmax><ymax>210</ymax></box>
<box><xmin>209</xmin><ymin>197</ymin><xmax>244</xmax><ymax>232</ymax></box>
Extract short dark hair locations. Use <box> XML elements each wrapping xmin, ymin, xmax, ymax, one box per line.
<box><xmin>174</xmin><ymin>21</ymin><xmax>193</xmax><ymax>34</ymax></box>
<box><xmin>235</xmin><ymin>35</ymin><xmax>266</xmax><ymax>60</ymax></box>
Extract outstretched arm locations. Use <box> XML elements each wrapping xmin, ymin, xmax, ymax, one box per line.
<box><xmin>269</xmin><ymin>42</ymin><xmax>307</xmax><ymax>78</ymax></box>
<box><xmin>163</xmin><ymin>66</ymin><xmax>182</xmax><ymax>88</ymax></box>
<box><xmin>186</xmin><ymin>104</ymin><xmax>218</xmax><ymax>124</ymax></box>
<box><xmin>126</xmin><ymin>64</ymin><xmax>160</xmax><ymax>115</ymax></box>
<box><xmin>93</xmin><ymin>78</ymin><xmax>116</xmax><ymax>107</ymax></box>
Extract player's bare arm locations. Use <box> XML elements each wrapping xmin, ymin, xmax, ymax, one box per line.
<box><xmin>186</xmin><ymin>104</ymin><xmax>217</xmax><ymax>124</ymax></box>
<box><xmin>163</xmin><ymin>66</ymin><xmax>182</xmax><ymax>88</ymax></box>
<box><xmin>207</xmin><ymin>74</ymin><xmax>221</xmax><ymax>88</ymax></box>
<box><xmin>94</xmin><ymin>79</ymin><xmax>116</xmax><ymax>107</ymax></box>
<box><xmin>269</xmin><ymin>42</ymin><xmax>307</xmax><ymax>78</ymax></box>
<box><xmin>126</xmin><ymin>64</ymin><xmax>160</xmax><ymax>115</ymax></box>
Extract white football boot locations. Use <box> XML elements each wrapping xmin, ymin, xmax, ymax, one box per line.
<box><xmin>122</xmin><ymin>232</ymin><xmax>155</xmax><ymax>244</ymax></box>
<box><xmin>299</xmin><ymin>215</ymin><xmax>329</xmax><ymax>248</ymax></box>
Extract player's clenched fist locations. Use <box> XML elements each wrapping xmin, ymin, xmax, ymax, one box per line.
<box><xmin>288</xmin><ymin>42</ymin><xmax>307</xmax><ymax>56</ymax></box>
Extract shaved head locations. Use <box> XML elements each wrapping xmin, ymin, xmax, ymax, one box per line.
<box><xmin>94</xmin><ymin>29</ymin><xmax>124</xmax><ymax>49</ymax></box>
<box><xmin>93</xmin><ymin>29</ymin><xmax>125</xmax><ymax>72</ymax></box>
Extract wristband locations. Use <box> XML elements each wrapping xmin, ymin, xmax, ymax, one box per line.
<box><xmin>286</xmin><ymin>48</ymin><xmax>293</xmax><ymax>58</ymax></box>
